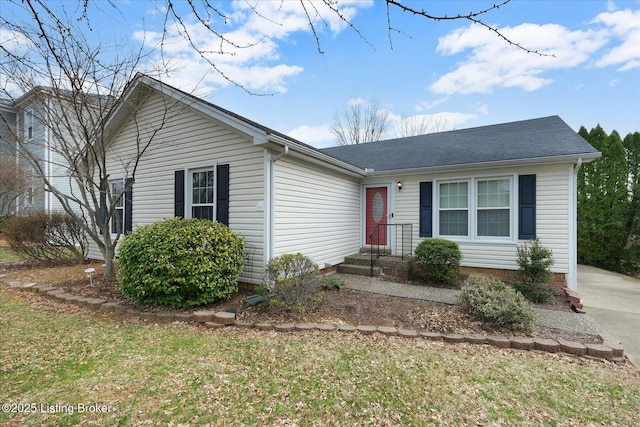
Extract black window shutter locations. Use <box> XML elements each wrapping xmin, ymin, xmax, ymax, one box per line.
<box><xmin>216</xmin><ymin>164</ymin><xmax>230</xmax><ymax>226</ymax></box>
<box><xmin>124</xmin><ymin>178</ymin><xmax>133</xmax><ymax>233</ymax></box>
<box><xmin>419</xmin><ymin>181</ymin><xmax>433</xmax><ymax>237</ymax></box>
<box><xmin>519</xmin><ymin>174</ymin><xmax>536</xmax><ymax>240</ymax></box>
<box><xmin>174</xmin><ymin>170</ymin><xmax>185</xmax><ymax>218</ymax></box>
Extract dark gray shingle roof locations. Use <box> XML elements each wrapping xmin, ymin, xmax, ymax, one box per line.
<box><xmin>319</xmin><ymin>116</ymin><xmax>599</xmax><ymax>172</ymax></box>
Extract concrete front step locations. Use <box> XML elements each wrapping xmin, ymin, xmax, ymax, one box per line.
<box><xmin>337</xmin><ymin>263</ymin><xmax>381</xmax><ymax>276</ymax></box>
<box><xmin>344</xmin><ymin>254</ymin><xmax>377</xmax><ymax>266</ymax></box>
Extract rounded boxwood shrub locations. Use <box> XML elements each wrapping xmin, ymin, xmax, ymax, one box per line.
<box><xmin>117</xmin><ymin>218</ymin><xmax>245</xmax><ymax>308</ymax></box>
<box><xmin>414</xmin><ymin>238</ymin><xmax>461</xmax><ymax>285</ymax></box>
<box><xmin>262</xmin><ymin>253</ymin><xmax>323</xmax><ymax>311</ymax></box>
<box><xmin>458</xmin><ymin>274</ymin><xmax>537</xmax><ymax>333</ymax></box>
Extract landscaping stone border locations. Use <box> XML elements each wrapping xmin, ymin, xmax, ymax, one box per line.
<box><xmin>0</xmin><ymin>277</ymin><xmax>627</xmax><ymax>364</ymax></box>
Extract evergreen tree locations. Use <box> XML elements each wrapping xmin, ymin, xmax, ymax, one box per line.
<box><xmin>578</xmin><ymin>126</ymin><xmax>639</xmax><ymax>274</ymax></box>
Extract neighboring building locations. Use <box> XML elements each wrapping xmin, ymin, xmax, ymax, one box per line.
<box><xmin>0</xmin><ymin>88</ymin><xmax>85</xmax><ymax>215</ymax></box>
<box><xmin>92</xmin><ymin>74</ymin><xmax>601</xmax><ymax>289</ymax></box>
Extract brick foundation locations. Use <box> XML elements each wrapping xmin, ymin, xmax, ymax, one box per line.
<box><xmin>459</xmin><ymin>266</ymin><xmax>566</xmax><ymax>286</ymax></box>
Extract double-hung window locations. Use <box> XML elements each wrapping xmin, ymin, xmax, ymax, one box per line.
<box><xmin>437</xmin><ymin>176</ymin><xmax>513</xmax><ymax>240</ymax></box>
<box><xmin>439</xmin><ymin>181</ymin><xmax>469</xmax><ymax>236</ymax></box>
<box><xmin>110</xmin><ymin>179</ymin><xmax>125</xmax><ymax>234</ymax></box>
<box><xmin>190</xmin><ymin>168</ymin><xmax>215</xmax><ymax>220</ymax></box>
<box><xmin>477</xmin><ymin>179</ymin><xmax>510</xmax><ymax>237</ymax></box>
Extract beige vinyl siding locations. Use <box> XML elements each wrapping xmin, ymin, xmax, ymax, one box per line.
<box><xmin>274</xmin><ymin>156</ymin><xmax>361</xmax><ymax>268</ymax></box>
<box><xmin>382</xmin><ymin>163</ymin><xmax>573</xmax><ymax>275</ymax></box>
<box><xmin>88</xmin><ymin>91</ymin><xmax>266</xmax><ymax>284</ymax></box>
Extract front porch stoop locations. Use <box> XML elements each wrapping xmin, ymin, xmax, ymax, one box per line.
<box><xmin>337</xmin><ymin>254</ymin><xmax>381</xmax><ymax>277</ymax></box>
<box><xmin>337</xmin><ymin>252</ymin><xmax>416</xmax><ymax>282</ymax></box>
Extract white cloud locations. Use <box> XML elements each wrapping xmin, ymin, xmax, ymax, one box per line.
<box><xmin>288</xmin><ymin>123</ymin><xmax>335</xmax><ymax>148</ymax></box>
<box><xmin>416</xmin><ymin>98</ymin><xmax>448</xmax><ymax>111</ymax></box>
<box><xmin>430</xmin><ymin>22</ymin><xmax>608</xmax><ymax>95</ymax></box>
<box><xmin>133</xmin><ymin>1</ymin><xmax>372</xmax><ymax>93</ymax></box>
<box><xmin>592</xmin><ymin>9</ymin><xmax>640</xmax><ymax>71</ymax></box>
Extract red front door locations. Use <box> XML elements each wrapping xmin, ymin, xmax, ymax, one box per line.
<box><xmin>366</xmin><ymin>187</ymin><xmax>387</xmax><ymax>246</ymax></box>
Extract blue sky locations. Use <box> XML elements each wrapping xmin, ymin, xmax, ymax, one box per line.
<box><xmin>3</xmin><ymin>0</ymin><xmax>639</xmax><ymax>148</ymax></box>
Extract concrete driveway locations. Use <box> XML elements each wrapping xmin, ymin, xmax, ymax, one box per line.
<box><xmin>578</xmin><ymin>264</ymin><xmax>640</xmax><ymax>368</ymax></box>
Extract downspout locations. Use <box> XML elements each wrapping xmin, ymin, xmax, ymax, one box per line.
<box><xmin>569</xmin><ymin>158</ymin><xmax>583</xmax><ymax>291</ymax></box>
<box><xmin>266</xmin><ymin>145</ymin><xmax>289</xmax><ymax>264</ymax></box>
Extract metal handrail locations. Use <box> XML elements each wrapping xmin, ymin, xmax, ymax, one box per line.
<box><xmin>368</xmin><ymin>223</ymin><xmax>413</xmax><ymax>277</ymax></box>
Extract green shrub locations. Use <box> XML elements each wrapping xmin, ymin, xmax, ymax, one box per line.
<box><xmin>4</xmin><ymin>211</ymin><xmax>86</xmax><ymax>264</ymax></box>
<box><xmin>117</xmin><ymin>218</ymin><xmax>245</xmax><ymax>308</ymax></box>
<box><xmin>514</xmin><ymin>239</ymin><xmax>555</xmax><ymax>302</ymax></box>
<box><xmin>0</xmin><ymin>214</ymin><xmax>14</xmax><ymax>233</ymax></box>
<box><xmin>516</xmin><ymin>239</ymin><xmax>554</xmax><ymax>286</ymax></box>
<box><xmin>414</xmin><ymin>238</ymin><xmax>461</xmax><ymax>285</ymax></box>
<box><xmin>511</xmin><ymin>282</ymin><xmax>554</xmax><ymax>303</ymax></box>
<box><xmin>458</xmin><ymin>274</ymin><xmax>537</xmax><ymax>333</ymax></box>
<box><xmin>262</xmin><ymin>253</ymin><xmax>323</xmax><ymax>311</ymax></box>
<box><xmin>320</xmin><ymin>274</ymin><xmax>345</xmax><ymax>290</ymax></box>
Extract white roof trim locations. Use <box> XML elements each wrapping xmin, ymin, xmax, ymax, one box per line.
<box><xmin>364</xmin><ymin>152</ymin><xmax>602</xmax><ymax>177</ymax></box>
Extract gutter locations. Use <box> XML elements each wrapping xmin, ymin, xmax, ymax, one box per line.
<box><xmin>362</xmin><ymin>153</ymin><xmax>602</xmax><ymax>177</ymax></box>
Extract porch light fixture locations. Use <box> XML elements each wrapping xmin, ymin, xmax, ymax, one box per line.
<box><xmin>397</xmin><ymin>181</ymin><xmax>403</xmax><ymax>191</ymax></box>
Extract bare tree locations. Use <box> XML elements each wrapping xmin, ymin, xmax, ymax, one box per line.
<box><xmin>331</xmin><ymin>98</ymin><xmax>390</xmax><ymax>145</ymax></box>
<box><xmin>0</xmin><ymin>2</ymin><xmax>188</xmax><ymax>279</ymax></box>
<box><xmin>394</xmin><ymin>114</ymin><xmax>454</xmax><ymax>138</ymax></box>
<box><xmin>0</xmin><ymin>155</ymin><xmax>31</xmax><ymax>215</ymax></box>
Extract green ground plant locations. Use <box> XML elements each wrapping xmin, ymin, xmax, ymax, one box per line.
<box><xmin>458</xmin><ymin>274</ymin><xmax>537</xmax><ymax>333</ymax></box>
<box><xmin>262</xmin><ymin>253</ymin><xmax>324</xmax><ymax>311</ymax></box>
<box><xmin>514</xmin><ymin>239</ymin><xmax>555</xmax><ymax>303</ymax></box>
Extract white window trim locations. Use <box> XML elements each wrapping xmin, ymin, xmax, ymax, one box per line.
<box><xmin>435</xmin><ymin>174</ymin><xmax>516</xmax><ymax>243</ymax></box>
<box><xmin>185</xmin><ymin>163</ymin><xmax>217</xmax><ymax>221</ymax></box>
<box><xmin>109</xmin><ymin>177</ymin><xmax>125</xmax><ymax>236</ymax></box>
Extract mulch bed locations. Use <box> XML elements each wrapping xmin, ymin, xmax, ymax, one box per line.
<box><xmin>0</xmin><ymin>260</ymin><xmax>601</xmax><ymax>345</ymax></box>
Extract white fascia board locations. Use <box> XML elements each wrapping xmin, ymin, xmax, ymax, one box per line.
<box><xmin>363</xmin><ymin>153</ymin><xmax>602</xmax><ymax>177</ymax></box>
<box><xmin>268</xmin><ymin>134</ymin><xmax>366</xmax><ymax>178</ymax></box>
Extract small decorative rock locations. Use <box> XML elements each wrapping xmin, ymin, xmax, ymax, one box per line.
<box><xmin>586</xmin><ymin>343</ymin><xmax>614</xmax><ymax>359</ymax></box>
<box><xmin>213</xmin><ymin>311</ymin><xmax>236</xmax><ymax>325</ymax></box>
<box><xmin>62</xmin><ymin>294</ymin><xmax>80</xmax><ymax>303</ymax></box>
<box><xmin>443</xmin><ymin>334</ymin><xmax>465</xmax><ymax>344</ymax></box>
<box><xmin>419</xmin><ymin>331</ymin><xmax>442</xmax><ymax>341</ymax></box>
<box><xmin>36</xmin><ymin>285</ymin><xmax>56</xmax><ymax>293</ymax></box>
<box><xmin>603</xmin><ymin>341</ymin><xmax>624</xmax><ymax>358</ymax></box>
<box><xmin>510</xmin><ymin>337</ymin><xmax>534</xmax><ymax>350</ymax></box>
<box><xmin>377</xmin><ymin>326</ymin><xmax>398</xmax><ymax>336</ymax></box>
<box><xmin>464</xmin><ymin>334</ymin><xmax>487</xmax><ymax>345</ymax></box>
<box><xmin>46</xmin><ymin>289</ymin><xmax>66</xmax><ymax>297</ymax></box>
<box><xmin>85</xmin><ymin>298</ymin><xmax>107</xmax><ymax>309</ymax></box>
<box><xmin>157</xmin><ymin>312</ymin><xmax>176</xmax><ymax>323</ymax></box>
<box><xmin>533</xmin><ymin>338</ymin><xmax>560</xmax><ymax>353</ymax></box>
<box><xmin>53</xmin><ymin>293</ymin><xmax>72</xmax><ymax>301</ymax></box>
<box><xmin>315</xmin><ymin>324</ymin><xmax>336</xmax><ymax>331</ymax></box>
<box><xmin>126</xmin><ymin>308</ymin><xmax>141</xmax><ymax>318</ymax></box>
<box><xmin>235</xmin><ymin>321</ymin><xmax>254</xmax><ymax>329</ymax></box>
<box><xmin>255</xmin><ymin>323</ymin><xmax>273</xmax><ymax>331</ymax></box>
<box><xmin>487</xmin><ymin>335</ymin><xmax>511</xmax><ymax>349</ymax></box>
<box><xmin>356</xmin><ymin>325</ymin><xmax>377</xmax><ymax>335</ymax></box>
<box><xmin>192</xmin><ymin>310</ymin><xmax>215</xmax><ymax>323</ymax></box>
<box><xmin>113</xmin><ymin>304</ymin><xmax>128</xmax><ymax>314</ymax></box>
<box><xmin>275</xmin><ymin>323</ymin><xmax>296</xmax><ymax>332</ymax></box>
<box><xmin>558</xmin><ymin>340</ymin><xmax>587</xmax><ymax>356</ymax></box>
<box><xmin>295</xmin><ymin>323</ymin><xmax>316</xmax><ymax>331</ymax></box>
<box><xmin>204</xmin><ymin>321</ymin><xmax>225</xmax><ymax>329</ymax></box>
<box><xmin>100</xmin><ymin>302</ymin><xmax>119</xmax><ymax>313</ymax></box>
<box><xmin>174</xmin><ymin>313</ymin><xmax>193</xmax><ymax>323</ymax></box>
<box><xmin>398</xmin><ymin>329</ymin><xmax>418</xmax><ymax>338</ymax></box>
<box><xmin>337</xmin><ymin>325</ymin><xmax>357</xmax><ymax>333</ymax></box>
<box><xmin>139</xmin><ymin>311</ymin><xmax>157</xmax><ymax>321</ymax></box>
